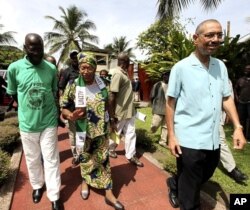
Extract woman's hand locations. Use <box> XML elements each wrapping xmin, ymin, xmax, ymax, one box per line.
<box><xmin>68</xmin><ymin>108</ymin><xmax>85</xmax><ymax>121</ymax></box>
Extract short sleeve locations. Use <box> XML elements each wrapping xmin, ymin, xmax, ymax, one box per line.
<box><xmin>6</xmin><ymin>63</ymin><xmax>17</xmax><ymax>95</ymax></box>
<box><xmin>167</xmin><ymin>65</ymin><xmax>181</xmax><ymax>99</ymax></box>
<box><xmin>60</xmin><ymin>82</ymin><xmax>76</xmax><ymax>110</ymax></box>
<box><xmin>110</xmin><ymin>73</ymin><xmax>122</xmax><ymax>93</ymax></box>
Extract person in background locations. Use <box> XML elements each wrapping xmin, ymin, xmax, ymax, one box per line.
<box><xmin>108</xmin><ymin>53</ymin><xmax>144</xmax><ymax>167</ymax></box>
<box><xmin>45</xmin><ymin>55</ymin><xmax>57</xmax><ymax>66</ymax></box>
<box><xmin>150</xmin><ymin>71</ymin><xmax>169</xmax><ymax>147</ymax></box>
<box><xmin>166</xmin><ymin>19</ymin><xmax>246</xmax><ymax>210</ymax></box>
<box><xmin>220</xmin><ymin>112</ymin><xmax>248</xmax><ymax>183</ymax></box>
<box><xmin>219</xmin><ymin>79</ymin><xmax>248</xmax><ymax>183</ymax></box>
<box><xmin>45</xmin><ymin>55</ymin><xmax>65</xmax><ymax>128</ymax></box>
<box><xmin>58</xmin><ymin>50</ymin><xmax>80</xmax><ymax>167</ymax></box>
<box><xmin>7</xmin><ymin>33</ymin><xmax>62</xmax><ymax>210</ymax></box>
<box><xmin>99</xmin><ymin>69</ymin><xmax>111</xmax><ymax>86</ymax></box>
<box><xmin>234</xmin><ymin>63</ymin><xmax>250</xmax><ymax>140</ymax></box>
<box><xmin>0</xmin><ymin>75</ymin><xmax>7</xmax><ymax>105</ymax></box>
<box><xmin>60</xmin><ymin>52</ymin><xmax>124</xmax><ymax>210</ymax></box>
<box><xmin>132</xmin><ymin>77</ymin><xmax>141</xmax><ymax>102</ymax></box>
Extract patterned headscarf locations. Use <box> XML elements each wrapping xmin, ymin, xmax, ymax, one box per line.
<box><xmin>77</xmin><ymin>52</ymin><xmax>97</xmax><ymax>69</ymax></box>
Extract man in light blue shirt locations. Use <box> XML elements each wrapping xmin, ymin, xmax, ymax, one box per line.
<box><xmin>166</xmin><ymin>19</ymin><xmax>246</xmax><ymax>210</ymax></box>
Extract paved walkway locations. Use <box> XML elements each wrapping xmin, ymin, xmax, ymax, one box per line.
<box><xmin>10</xmin><ymin>127</ymin><xmax>177</xmax><ymax>210</ymax></box>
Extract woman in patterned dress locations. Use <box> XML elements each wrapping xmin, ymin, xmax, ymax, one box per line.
<box><xmin>60</xmin><ymin>52</ymin><xmax>124</xmax><ymax>210</ymax></box>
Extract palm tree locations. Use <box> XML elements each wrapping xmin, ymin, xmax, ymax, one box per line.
<box><xmin>157</xmin><ymin>0</ymin><xmax>225</xmax><ymax>20</ymax></box>
<box><xmin>104</xmin><ymin>36</ymin><xmax>134</xmax><ymax>59</ymax></box>
<box><xmin>44</xmin><ymin>5</ymin><xmax>99</xmax><ymax>64</ymax></box>
<box><xmin>0</xmin><ymin>21</ymin><xmax>16</xmax><ymax>45</ymax></box>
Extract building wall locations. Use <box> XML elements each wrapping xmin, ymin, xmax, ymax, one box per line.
<box><xmin>137</xmin><ymin>65</ymin><xmax>154</xmax><ymax>102</ymax></box>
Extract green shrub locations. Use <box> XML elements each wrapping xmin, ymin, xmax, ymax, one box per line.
<box><xmin>0</xmin><ymin>149</ymin><xmax>11</xmax><ymax>186</ymax></box>
<box><xmin>0</xmin><ymin>112</ymin><xmax>20</xmax><ymax>153</ymax></box>
<box><xmin>0</xmin><ymin>116</ymin><xmax>19</xmax><ymax>127</ymax></box>
<box><xmin>4</xmin><ymin>111</ymin><xmax>18</xmax><ymax>118</ymax></box>
<box><xmin>136</xmin><ymin>128</ymin><xmax>157</xmax><ymax>152</ymax></box>
<box><xmin>0</xmin><ymin>125</ymin><xmax>20</xmax><ymax>153</ymax></box>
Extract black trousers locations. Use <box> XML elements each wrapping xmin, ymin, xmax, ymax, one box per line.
<box><xmin>176</xmin><ymin>146</ymin><xmax>220</xmax><ymax>210</ymax></box>
<box><xmin>237</xmin><ymin>103</ymin><xmax>250</xmax><ymax>139</ymax></box>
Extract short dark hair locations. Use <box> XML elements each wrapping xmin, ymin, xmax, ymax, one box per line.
<box><xmin>69</xmin><ymin>50</ymin><xmax>78</xmax><ymax>59</ymax></box>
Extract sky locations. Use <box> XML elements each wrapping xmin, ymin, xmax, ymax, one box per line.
<box><xmin>0</xmin><ymin>0</ymin><xmax>249</xmax><ymax>60</ymax></box>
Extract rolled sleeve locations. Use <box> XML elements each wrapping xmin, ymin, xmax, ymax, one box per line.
<box><xmin>110</xmin><ymin>73</ymin><xmax>122</xmax><ymax>93</ymax></box>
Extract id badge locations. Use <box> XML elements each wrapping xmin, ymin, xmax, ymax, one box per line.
<box><xmin>75</xmin><ymin>86</ymin><xmax>86</xmax><ymax>107</ymax></box>
<box><xmin>76</xmin><ymin>131</ymin><xmax>86</xmax><ymax>148</ymax></box>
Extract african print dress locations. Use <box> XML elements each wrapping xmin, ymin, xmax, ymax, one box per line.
<box><xmin>60</xmin><ymin>81</ymin><xmax>112</xmax><ymax>190</ymax></box>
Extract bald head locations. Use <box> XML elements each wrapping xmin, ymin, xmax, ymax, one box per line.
<box><xmin>195</xmin><ymin>19</ymin><xmax>221</xmax><ymax>34</ymax></box>
<box><xmin>45</xmin><ymin>55</ymin><xmax>57</xmax><ymax>66</ymax></box>
<box><xmin>117</xmin><ymin>53</ymin><xmax>130</xmax><ymax>70</ymax></box>
<box><xmin>24</xmin><ymin>33</ymin><xmax>44</xmax><ymax>65</ymax></box>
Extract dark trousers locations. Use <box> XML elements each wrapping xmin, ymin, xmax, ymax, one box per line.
<box><xmin>237</xmin><ymin>103</ymin><xmax>250</xmax><ymax>139</ymax></box>
<box><xmin>176</xmin><ymin>146</ymin><xmax>220</xmax><ymax>210</ymax></box>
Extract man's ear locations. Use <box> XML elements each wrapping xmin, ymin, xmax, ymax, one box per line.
<box><xmin>193</xmin><ymin>34</ymin><xmax>198</xmax><ymax>45</ymax></box>
<box><xmin>23</xmin><ymin>44</ymin><xmax>27</xmax><ymax>53</ymax></box>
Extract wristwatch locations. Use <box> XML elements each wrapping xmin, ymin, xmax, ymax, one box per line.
<box><xmin>234</xmin><ymin>124</ymin><xmax>243</xmax><ymax>129</ymax></box>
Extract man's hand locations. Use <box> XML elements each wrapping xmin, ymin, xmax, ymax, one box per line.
<box><xmin>168</xmin><ymin>136</ymin><xmax>182</xmax><ymax>158</ymax></box>
<box><xmin>233</xmin><ymin>127</ymin><xmax>247</xmax><ymax>149</ymax></box>
<box><xmin>110</xmin><ymin>118</ymin><xmax>118</xmax><ymax>133</ymax></box>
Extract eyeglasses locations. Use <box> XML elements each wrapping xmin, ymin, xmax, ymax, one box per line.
<box><xmin>198</xmin><ymin>32</ymin><xmax>224</xmax><ymax>40</ymax></box>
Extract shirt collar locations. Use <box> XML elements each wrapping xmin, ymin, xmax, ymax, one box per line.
<box><xmin>189</xmin><ymin>52</ymin><xmax>216</xmax><ymax>68</ymax></box>
<box><xmin>24</xmin><ymin>55</ymin><xmax>44</xmax><ymax>68</ymax></box>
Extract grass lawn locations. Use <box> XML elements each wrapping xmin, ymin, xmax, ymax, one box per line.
<box><xmin>135</xmin><ymin>107</ymin><xmax>250</xmax><ymax>203</ymax></box>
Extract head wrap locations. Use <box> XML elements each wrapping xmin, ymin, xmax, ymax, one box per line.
<box><xmin>77</xmin><ymin>52</ymin><xmax>97</xmax><ymax>69</ymax></box>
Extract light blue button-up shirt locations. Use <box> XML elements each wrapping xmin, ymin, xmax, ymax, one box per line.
<box><xmin>167</xmin><ymin>53</ymin><xmax>231</xmax><ymax>150</ymax></box>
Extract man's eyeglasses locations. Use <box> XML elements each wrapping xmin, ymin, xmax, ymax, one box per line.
<box><xmin>198</xmin><ymin>32</ymin><xmax>224</xmax><ymax>40</ymax></box>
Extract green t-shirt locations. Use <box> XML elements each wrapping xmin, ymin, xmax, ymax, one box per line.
<box><xmin>7</xmin><ymin>56</ymin><xmax>58</xmax><ymax>132</ymax></box>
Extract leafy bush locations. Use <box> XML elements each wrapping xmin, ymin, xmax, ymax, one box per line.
<box><xmin>0</xmin><ymin>125</ymin><xmax>20</xmax><ymax>153</ymax></box>
<box><xmin>0</xmin><ymin>113</ymin><xmax>20</xmax><ymax>153</ymax></box>
<box><xmin>0</xmin><ymin>149</ymin><xmax>11</xmax><ymax>186</ymax></box>
<box><xmin>0</xmin><ymin>116</ymin><xmax>19</xmax><ymax>127</ymax></box>
<box><xmin>136</xmin><ymin>128</ymin><xmax>157</xmax><ymax>152</ymax></box>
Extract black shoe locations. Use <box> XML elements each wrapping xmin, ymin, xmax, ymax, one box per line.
<box><xmin>127</xmin><ymin>156</ymin><xmax>144</xmax><ymax>167</ymax></box>
<box><xmin>105</xmin><ymin>197</ymin><xmax>124</xmax><ymax>210</ymax></box>
<box><xmin>32</xmin><ymin>187</ymin><xmax>44</xmax><ymax>203</ymax></box>
<box><xmin>166</xmin><ymin>177</ymin><xmax>179</xmax><ymax>208</ymax></box>
<box><xmin>51</xmin><ymin>199</ymin><xmax>63</xmax><ymax>210</ymax></box>
<box><xmin>229</xmin><ymin>167</ymin><xmax>248</xmax><ymax>183</ymax></box>
<box><xmin>71</xmin><ymin>157</ymin><xmax>79</xmax><ymax>168</ymax></box>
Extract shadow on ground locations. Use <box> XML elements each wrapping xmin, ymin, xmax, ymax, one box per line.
<box><xmin>202</xmin><ymin>180</ymin><xmax>229</xmax><ymax>209</ymax></box>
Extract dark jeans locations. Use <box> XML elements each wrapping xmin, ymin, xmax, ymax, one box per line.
<box><xmin>237</xmin><ymin>103</ymin><xmax>250</xmax><ymax>139</ymax></box>
<box><xmin>176</xmin><ymin>146</ymin><xmax>220</xmax><ymax>210</ymax></box>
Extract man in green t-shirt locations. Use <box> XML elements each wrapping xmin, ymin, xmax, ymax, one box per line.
<box><xmin>7</xmin><ymin>33</ymin><xmax>62</xmax><ymax>210</ymax></box>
